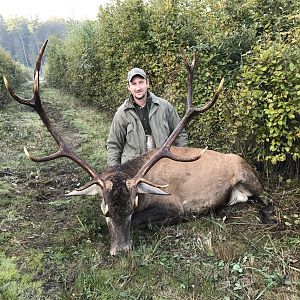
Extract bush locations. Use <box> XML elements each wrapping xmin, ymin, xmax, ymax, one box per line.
<box><xmin>229</xmin><ymin>27</ymin><xmax>300</xmax><ymax>176</ymax></box>
<box><xmin>0</xmin><ymin>47</ymin><xmax>25</xmax><ymax>102</ymax></box>
<box><xmin>43</xmin><ymin>0</ymin><xmax>300</xmax><ymax>177</ymax></box>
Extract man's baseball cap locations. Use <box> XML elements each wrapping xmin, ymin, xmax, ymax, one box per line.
<box><xmin>127</xmin><ymin>67</ymin><xmax>147</xmax><ymax>82</ymax></box>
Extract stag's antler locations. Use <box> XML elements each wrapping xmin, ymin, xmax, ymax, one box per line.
<box><xmin>129</xmin><ymin>51</ymin><xmax>224</xmax><ymax>191</ymax></box>
<box><xmin>3</xmin><ymin>39</ymin><xmax>105</xmax><ymax>190</ymax></box>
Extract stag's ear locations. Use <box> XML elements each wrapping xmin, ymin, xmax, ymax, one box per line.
<box><xmin>66</xmin><ymin>184</ymin><xmax>103</xmax><ymax>196</ymax></box>
<box><xmin>137</xmin><ymin>182</ymin><xmax>170</xmax><ymax>195</ymax></box>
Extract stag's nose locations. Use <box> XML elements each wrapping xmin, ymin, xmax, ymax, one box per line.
<box><xmin>110</xmin><ymin>243</ymin><xmax>132</xmax><ymax>256</ymax></box>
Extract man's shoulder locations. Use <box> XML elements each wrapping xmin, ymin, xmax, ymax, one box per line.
<box><xmin>115</xmin><ymin>98</ymin><xmax>132</xmax><ymax>112</ymax></box>
<box><xmin>113</xmin><ymin>98</ymin><xmax>136</xmax><ymax>122</ymax></box>
<box><xmin>150</xmin><ymin>92</ymin><xmax>171</xmax><ymax>107</ymax></box>
<box><xmin>151</xmin><ymin>93</ymin><xmax>176</xmax><ymax>114</ymax></box>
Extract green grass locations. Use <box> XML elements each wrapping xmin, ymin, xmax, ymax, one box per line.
<box><xmin>0</xmin><ymin>251</ymin><xmax>43</xmax><ymax>299</ymax></box>
<box><xmin>0</xmin><ymin>82</ymin><xmax>299</xmax><ymax>299</ymax></box>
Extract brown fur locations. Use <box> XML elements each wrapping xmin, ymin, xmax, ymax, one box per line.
<box><xmin>103</xmin><ymin>146</ymin><xmax>263</xmax><ymax>227</ymax></box>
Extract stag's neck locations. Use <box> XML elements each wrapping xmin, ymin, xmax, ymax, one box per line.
<box><xmin>106</xmin><ymin>150</ymin><xmax>158</xmax><ymax>177</ymax></box>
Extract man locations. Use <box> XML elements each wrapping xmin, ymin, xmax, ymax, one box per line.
<box><xmin>106</xmin><ymin>67</ymin><xmax>188</xmax><ymax>166</ymax></box>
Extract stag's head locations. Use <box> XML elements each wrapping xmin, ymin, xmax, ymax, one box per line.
<box><xmin>73</xmin><ymin>170</ymin><xmax>137</xmax><ymax>255</ymax></box>
<box><xmin>68</xmin><ymin>163</ymin><xmax>172</xmax><ymax>255</ymax></box>
<box><xmin>98</xmin><ymin>170</ymin><xmax>135</xmax><ymax>255</ymax></box>
<box><xmin>3</xmin><ymin>39</ymin><xmax>223</xmax><ymax>255</ymax></box>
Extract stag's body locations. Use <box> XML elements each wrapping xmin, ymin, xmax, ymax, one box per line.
<box><xmin>105</xmin><ymin>146</ymin><xmax>262</xmax><ymax>227</ymax></box>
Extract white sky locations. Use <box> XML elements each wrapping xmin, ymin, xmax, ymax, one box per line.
<box><xmin>0</xmin><ymin>0</ymin><xmax>112</xmax><ymax>21</ymax></box>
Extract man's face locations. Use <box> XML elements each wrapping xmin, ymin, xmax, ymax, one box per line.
<box><xmin>127</xmin><ymin>76</ymin><xmax>149</xmax><ymax>102</ymax></box>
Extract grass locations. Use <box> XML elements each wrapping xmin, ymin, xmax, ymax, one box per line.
<box><xmin>0</xmin><ymin>82</ymin><xmax>299</xmax><ymax>299</ymax></box>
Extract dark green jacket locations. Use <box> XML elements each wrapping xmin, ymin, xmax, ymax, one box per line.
<box><xmin>106</xmin><ymin>92</ymin><xmax>188</xmax><ymax>166</ymax></box>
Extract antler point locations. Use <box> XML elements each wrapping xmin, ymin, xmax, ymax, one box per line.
<box><xmin>3</xmin><ymin>75</ymin><xmax>9</xmax><ymax>88</ymax></box>
<box><xmin>23</xmin><ymin>146</ymin><xmax>32</xmax><ymax>160</ymax></box>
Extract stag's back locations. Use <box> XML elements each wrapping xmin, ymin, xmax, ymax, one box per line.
<box><xmin>142</xmin><ymin>147</ymin><xmax>262</xmax><ymax>214</ymax></box>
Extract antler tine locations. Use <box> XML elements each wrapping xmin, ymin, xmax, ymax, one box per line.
<box><xmin>3</xmin><ymin>74</ymin><xmax>34</xmax><ymax>106</ymax></box>
<box><xmin>4</xmin><ymin>39</ymin><xmax>105</xmax><ymax>189</ymax></box>
<box><xmin>33</xmin><ymin>39</ymin><xmax>48</xmax><ymax>101</ymax></box>
<box><xmin>195</xmin><ymin>77</ymin><xmax>224</xmax><ymax>114</ymax></box>
<box><xmin>129</xmin><ymin>51</ymin><xmax>223</xmax><ymax>190</ymax></box>
<box><xmin>34</xmin><ymin>39</ymin><xmax>48</xmax><ymax>74</ymax></box>
<box><xmin>3</xmin><ymin>40</ymin><xmax>48</xmax><ymax>107</ymax></box>
<box><xmin>184</xmin><ymin>51</ymin><xmax>196</xmax><ymax>109</ymax></box>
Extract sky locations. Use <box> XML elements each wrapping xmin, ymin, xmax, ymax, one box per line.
<box><xmin>0</xmin><ymin>0</ymin><xmax>112</xmax><ymax>21</ymax></box>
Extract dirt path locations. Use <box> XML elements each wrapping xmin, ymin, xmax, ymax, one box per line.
<box><xmin>0</xmin><ymin>86</ymin><xmax>109</xmax><ymax>299</ymax></box>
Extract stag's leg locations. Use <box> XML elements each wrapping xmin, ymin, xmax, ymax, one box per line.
<box><xmin>132</xmin><ymin>201</ymin><xmax>184</xmax><ymax>228</ymax></box>
<box><xmin>249</xmin><ymin>195</ymin><xmax>276</xmax><ymax>224</ymax></box>
<box><xmin>216</xmin><ymin>192</ymin><xmax>276</xmax><ymax>224</ymax></box>
<box><xmin>229</xmin><ymin>166</ymin><xmax>276</xmax><ymax>224</ymax></box>
<box><xmin>215</xmin><ymin>201</ymin><xmax>250</xmax><ymax>219</ymax></box>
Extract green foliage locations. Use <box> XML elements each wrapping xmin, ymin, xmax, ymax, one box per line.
<box><xmin>94</xmin><ymin>0</ymin><xmax>151</xmax><ymax>110</ymax></box>
<box><xmin>43</xmin><ymin>0</ymin><xmax>300</xmax><ymax>176</ymax></box>
<box><xmin>253</xmin><ymin>0</ymin><xmax>299</xmax><ymax>38</ymax></box>
<box><xmin>0</xmin><ymin>47</ymin><xmax>25</xmax><ymax>101</ymax></box>
<box><xmin>63</xmin><ymin>20</ymin><xmax>100</xmax><ymax>99</ymax></box>
<box><xmin>0</xmin><ymin>252</ymin><xmax>42</xmax><ymax>299</ymax></box>
<box><xmin>231</xmin><ymin>28</ymin><xmax>300</xmax><ymax>165</ymax></box>
<box><xmin>44</xmin><ymin>36</ymin><xmax>67</xmax><ymax>89</ymax></box>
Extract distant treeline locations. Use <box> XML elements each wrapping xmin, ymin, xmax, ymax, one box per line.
<box><xmin>0</xmin><ymin>15</ymin><xmax>68</xmax><ymax>68</ymax></box>
<box><xmin>0</xmin><ymin>14</ymin><xmax>70</xmax><ymax>104</ymax></box>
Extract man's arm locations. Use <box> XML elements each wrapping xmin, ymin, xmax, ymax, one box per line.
<box><xmin>106</xmin><ymin>115</ymin><xmax>126</xmax><ymax>166</ymax></box>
